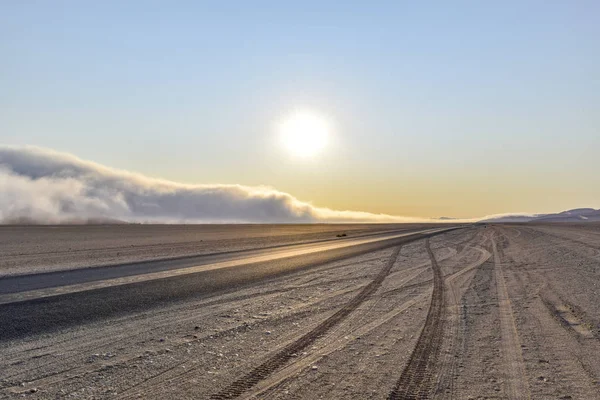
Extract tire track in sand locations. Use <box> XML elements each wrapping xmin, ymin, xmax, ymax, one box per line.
<box><xmin>248</xmin><ymin>292</ymin><xmax>431</xmax><ymax>399</ymax></box>
<box><xmin>492</xmin><ymin>232</ymin><xmax>530</xmax><ymax>400</ymax></box>
<box><xmin>210</xmin><ymin>246</ymin><xmax>404</xmax><ymax>399</ymax></box>
<box><xmin>388</xmin><ymin>239</ymin><xmax>445</xmax><ymax>400</ymax></box>
<box><xmin>438</xmin><ymin>233</ymin><xmax>493</xmax><ymax>400</ymax></box>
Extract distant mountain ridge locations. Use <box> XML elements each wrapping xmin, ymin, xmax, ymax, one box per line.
<box><xmin>482</xmin><ymin>208</ymin><xmax>600</xmax><ymax>223</ymax></box>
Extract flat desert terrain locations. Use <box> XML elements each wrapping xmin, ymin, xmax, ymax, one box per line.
<box><xmin>0</xmin><ymin>224</ymin><xmax>431</xmax><ymax>276</ymax></box>
<box><xmin>1</xmin><ymin>224</ymin><xmax>599</xmax><ymax>399</ymax></box>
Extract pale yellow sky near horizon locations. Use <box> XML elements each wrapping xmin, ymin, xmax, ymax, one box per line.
<box><xmin>157</xmin><ymin>150</ymin><xmax>599</xmax><ymax>220</ymax></box>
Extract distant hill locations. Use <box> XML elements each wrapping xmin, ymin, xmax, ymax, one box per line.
<box><xmin>533</xmin><ymin>208</ymin><xmax>600</xmax><ymax>222</ymax></box>
<box><xmin>482</xmin><ymin>208</ymin><xmax>600</xmax><ymax>223</ymax></box>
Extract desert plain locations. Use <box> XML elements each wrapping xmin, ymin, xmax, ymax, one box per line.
<box><xmin>0</xmin><ymin>223</ymin><xmax>599</xmax><ymax>399</ymax></box>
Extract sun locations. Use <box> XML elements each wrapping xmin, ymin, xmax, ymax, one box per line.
<box><xmin>280</xmin><ymin>111</ymin><xmax>330</xmax><ymax>157</ymax></box>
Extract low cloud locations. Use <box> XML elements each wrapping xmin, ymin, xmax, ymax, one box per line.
<box><xmin>0</xmin><ymin>146</ymin><xmax>435</xmax><ymax>224</ymax></box>
<box><xmin>476</xmin><ymin>212</ymin><xmax>543</xmax><ymax>223</ymax></box>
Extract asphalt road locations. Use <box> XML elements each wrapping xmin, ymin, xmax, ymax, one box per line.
<box><xmin>0</xmin><ymin>226</ymin><xmax>457</xmax><ymax>340</ymax></box>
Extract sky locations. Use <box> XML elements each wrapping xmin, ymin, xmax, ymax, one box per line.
<box><xmin>1</xmin><ymin>1</ymin><xmax>599</xmax><ymax>220</ymax></box>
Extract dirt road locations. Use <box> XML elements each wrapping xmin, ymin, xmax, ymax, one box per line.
<box><xmin>1</xmin><ymin>224</ymin><xmax>599</xmax><ymax>399</ymax></box>
<box><xmin>0</xmin><ymin>224</ymin><xmax>435</xmax><ymax>277</ymax></box>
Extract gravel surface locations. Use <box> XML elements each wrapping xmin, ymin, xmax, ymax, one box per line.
<box><xmin>0</xmin><ymin>224</ymin><xmax>436</xmax><ymax>276</ymax></box>
<box><xmin>1</xmin><ymin>224</ymin><xmax>599</xmax><ymax>399</ymax></box>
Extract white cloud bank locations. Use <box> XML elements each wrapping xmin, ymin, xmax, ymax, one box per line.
<box><xmin>0</xmin><ymin>146</ymin><xmax>440</xmax><ymax>224</ymax></box>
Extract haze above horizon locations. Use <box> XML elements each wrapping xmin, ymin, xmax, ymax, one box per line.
<box><xmin>1</xmin><ymin>1</ymin><xmax>599</xmax><ymax>221</ymax></box>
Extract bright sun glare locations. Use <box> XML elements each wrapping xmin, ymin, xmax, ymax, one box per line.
<box><xmin>280</xmin><ymin>111</ymin><xmax>330</xmax><ymax>157</ymax></box>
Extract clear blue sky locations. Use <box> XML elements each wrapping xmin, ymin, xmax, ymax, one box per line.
<box><xmin>2</xmin><ymin>1</ymin><xmax>599</xmax><ymax>218</ymax></box>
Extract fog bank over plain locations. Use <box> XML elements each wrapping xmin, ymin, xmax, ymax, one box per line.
<box><xmin>3</xmin><ymin>146</ymin><xmax>591</xmax><ymax>225</ymax></box>
<box><xmin>0</xmin><ymin>146</ymin><xmax>438</xmax><ymax>224</ymax></box>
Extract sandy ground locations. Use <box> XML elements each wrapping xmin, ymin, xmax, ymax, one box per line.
<box><xmin>0</xmin><ymin>224</ymin><xmax>599</xmax><ymax>399</ymax></box>
<box><xmin>0</xmin><ymin>224</ymin><xmax>435</xmax><ymax>277</ymax></box>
